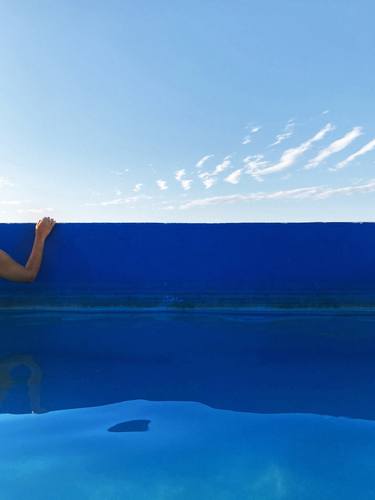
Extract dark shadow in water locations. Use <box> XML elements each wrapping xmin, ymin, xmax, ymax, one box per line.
<box><xmin>2</xmin><ymin>312</ymin><xmax>375</xmax><ymax>420</ymax></box>
<box><xmin>0</xmin><ymin>354</ymin><xmax>46</xmax><ymax>414</ymax></box>
<box><xmin>108</xmin><ymin>419</ymin><xmax>151</xmax><ymax>432</ymax></box>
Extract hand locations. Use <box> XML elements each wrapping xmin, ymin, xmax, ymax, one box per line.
<box><xmin>35</xmin><ymin>217</ymin><xmax>56</xmax><ymax>241</ymax></box>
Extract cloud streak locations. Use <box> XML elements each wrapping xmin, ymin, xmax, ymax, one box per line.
<box><xmin>179</xmin><ymin>178</ymin><xmax>375</xmax><ymax>209</ymax></box>
<box><xmin>241</xmin><ymin>125</ymin><xmax>261</xmax><ymax>145</ymax></box>
<box><xmin>196</xmin><ymin>154</ymin><xmax>214</xmax><ymax>168</ymax></box>
<box><xmin>305</xmin><ymin>126</ymin><xmax>363</xmax><ymax>170</ymax></box>
<box><xmin>85</xmin><ymin>195</ymin><xmax>151</xmax><ymax>207</ymax></box>
<box><xmin>332</xmin><ymin>137</ymin><xmax>375</xmax><ymax>171</ymax></box>
<box><xmin>248</xmin><ymin>123</ymin><xmax>335</xmax><ymax>178</ymax></box>
<box><xmin>270</xmin><ymin>120</ymin><xmax>295</xmax><ymax>147</ymax></box>
<box><xmin>224</xmin><ymin>169</ymin><xmax>242</xmax><ymax>184</ymax></box>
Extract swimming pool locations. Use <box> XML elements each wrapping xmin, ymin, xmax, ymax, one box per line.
<box><xmin>1</xmin><ymin>309</ymin><xmax>375</xmax><ymax>499</ymax></box>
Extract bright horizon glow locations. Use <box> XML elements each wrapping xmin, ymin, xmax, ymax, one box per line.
<box><xmin>1</xmin><ymin>1</ymin><xmax>375</xmax><ymax>222</ymax></box>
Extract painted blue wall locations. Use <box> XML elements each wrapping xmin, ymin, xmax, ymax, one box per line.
<box><xmin>1</xmin><ymin>223</ymin><xmax>375</xmax><ymax>306</ymax></box>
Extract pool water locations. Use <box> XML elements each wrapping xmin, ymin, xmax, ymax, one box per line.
<box><xmin>1</xmin><ymin>310</ymin><xmax>375</xmax><ymax>499</ymax></box>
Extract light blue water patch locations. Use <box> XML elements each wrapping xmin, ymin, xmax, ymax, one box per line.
<box><xmin>1</xmin><ymin>400</ymin><xmax>375</xmax><ymax>500</ymax></box>
<box><xmin>1</xmin><ymin>310</ymin><xmax>375</xmax><ymax>499</ymax></box>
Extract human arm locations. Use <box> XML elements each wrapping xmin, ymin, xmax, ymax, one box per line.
<box><xmin>0</xmin><ymin>217</ymin><xmax>56</xmax><ymax>283</ymax></box>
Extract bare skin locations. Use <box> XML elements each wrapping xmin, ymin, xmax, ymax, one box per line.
<box><xmin>0</xmin><ymin>217</ymin><xmax>56</xmax><ymax>282</ymax></box>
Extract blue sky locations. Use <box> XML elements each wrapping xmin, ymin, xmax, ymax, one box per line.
<box><xmin>1</xmin><ymin>0</ymin><xmax>375</xmax><ymax>222</ymax></box>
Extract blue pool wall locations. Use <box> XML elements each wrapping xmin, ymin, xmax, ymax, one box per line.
<box><xmin>1</xmin><ymin>222</ymin><xmax>375</xmax><ymax>306</ymax></box>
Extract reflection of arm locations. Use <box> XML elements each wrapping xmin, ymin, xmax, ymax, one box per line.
<box><xmin>23</xmin><ymin>357</ymin><xmax>45</xmax><ymax>414</ymax></box>
<box><xmin>0</xmin><ymin>362</ymin><xmax>14</xmax><ymax>405</ymax></box>
<box><xmin>0</xmin><ymin>355</ymin><xmax>45</xmax><ymax>413</ymax></box>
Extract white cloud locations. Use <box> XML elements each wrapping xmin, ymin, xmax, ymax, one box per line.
<box><xmin>224</xmin><ymin>169</ymin><xmax>242</xmax><ymax>184</ymax></box>
<box><xmin>181</xmin><ymin>179</ymin><xmax>193</xmax><ymax>190</ymax></box>
<box><xmin>332</xmin><ymin>137</ymin><xmax>375</xmax><ymax>171</ymax></box>
<box><xmin>305</xmin><ymin>126</ymin><xmax>363</xmax><ymax>170</ymax></box>
<box><xmin>248</xmin><ymin>123</ymin><xmax>335</xmax><ymax>178</ymax></box>
<box><xmin>156</xmin><ymin>179</ymin><xmax>168</xmax><ymax>191</ymax></box>
<box><xmin>17</xmin><ymin>207</ymin><xmax>54</xmax><ymax>214</ymax></box>
<box><xmin>175</xmin><ymin>169</ymin><xmax>185</xmax><ymax>181</ymax></box>
<box><xmin>109</xmin><ymin>169</ymin><xmax>129</xmax><ymax>176</ymax></box>
<box><xmin>98</xmin><ymin>198</ymin><xmax>123</xmax><ymax>206</ymax></box>
<box><xmin>133</xmin><ymin>183</ymin><xmax>143</xmax><ymax>192</ymax></box>
<box><xmin>85</xmin><ymin>195</ymin><xmax>151</xmax><ymax>207</ymax></box>
<box><xmin>242</xmin><ymin>125</ymin><xmax>261</xmax><ymax>145</ymax></box>
<box><xmin>179</xmin><ymin>178</ymin><xmax>375</xmax><ymax>209</ymax></box>
<box><xmin>196</xmin><ymin>154</ymin><xmax>214</xmax><ymax>168</ymax></box>
<box><xmin>270</xmin><ymin>120</ymin><xmax>295</xmax><ymax>147</ymax></box>
<box><xmin>202</xmin><ymin>177</ymin><xmax>216</xmax><ymax>189</ymax></box>
<box><xmin>174</xmin><ymin>169</ymin><xmax>192</xmax><ymax>190</ymax></box>
<box><xmin>314</xmin><ymin>179</ymin><xmax>375</xmax><ymax>198</ymax></box>
<box><xmin>197</xmin><ymin>156</ymin><xmax>232</xmax><ymax>188</ymax></box>
<box><xmin>241</xmin><ymin>135</ymin><xmax>252</xmax><ymax>145</ymax></box>
<box><xmin>213</xmin><ymin>156</ymin><xmax>231</xmax><ymax>175</ymax></box>
<box><xmin>242</xmin><ymin>154</ymin><xmax>269</xmax><ymax>182</ymax></box>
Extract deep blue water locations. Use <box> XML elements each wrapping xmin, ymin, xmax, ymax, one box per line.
<box><xmin>1</xmin><ymin>310</ymin><xmax>375</xmax><ymax>499</ymax></box>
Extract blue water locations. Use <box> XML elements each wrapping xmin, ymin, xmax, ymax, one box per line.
<box><xmin>1</xmin><ymin>310</ymin><xmax>375</xmax><ymax>499</ymax></box>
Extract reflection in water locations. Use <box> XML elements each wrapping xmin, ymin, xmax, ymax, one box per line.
<box><xmin>0</xmin><ymin>354</ymin><xmax>46</xmax><ymax>414</ymax></box>
<box><xmin>1</xmin><ymin>311</ymin><xmax>375</xmax><ymax>420</ymax></box>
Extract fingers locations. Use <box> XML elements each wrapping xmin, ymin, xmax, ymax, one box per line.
<box><xmin>35</xmin><ymin>217</ymin><xmax>56</xmax><ymax>232</ymax></box>
<box><xmin>41</xmin><ymin>217</ymin><xmax>56</xmax><ymax>224</ymax></box>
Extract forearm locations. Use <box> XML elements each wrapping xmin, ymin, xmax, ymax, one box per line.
<box><xmin>25</xmin><ymin>235</ymin><xmax>45</xmax><ymax>280</ymax></box>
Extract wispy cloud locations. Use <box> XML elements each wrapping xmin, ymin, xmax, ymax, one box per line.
<box><xmin>247</xmin><ymin>123</ymin><xmax>335</xmax><ymax>178</ymax></box>
<box><xmin>174</xmin><ymin>168</ymin><xmax>192</xmax><ymax>190</ymax></box>
<box><xmin>181</xmin><ymin>179</ymin><xmax>193</xmax><ymax>190</ymax></box>
<box><xmin>85</xmin><ymin>195</ymin><xmax>151</xmax><ymax>207</ymax></box>
<box><xmin>198</xmin><ymin>156</ymin><xmax>232</xmax><ymax>188</ymax></box>
<box><xmin>196</xmin><ymin>154</ymin><xmax>214</xmax><ymax>168</ymax></box>
<box><xmin>304</xmin><ymin>126</ymin><xmax>363</xmax><ymax>170</ymax></box>
<box><xmin>133</xmin><ymin>183</ymin><xmax>143</xmax><ymax>192</ymax></box>
<box><xmin>242</xmin><ymin>154</ymin><xmax>269</xmax><ymax>182</ymax></box>
<box><xmin>109</xmin><ymin>169</ymin><xmax>129</xmax><ymax>176</ymax></box>
<box><xmin>270</xmin><ymin>119</ymin><xmax>295</xmax><ymax>147</ymax></box>
<box><xmin>17</xmin><ymin>207</ymin><xmax>54</xmax><ymax>214</ymax></box>
<box><xmin>332</xmin><ymin>137</ymin><xmax>375</xmax><ymax>171</ymax></box>
<box><xmin>175</xmin><ymin>169</ymin><xmax>185</xmax><ymax>181</ymax></box>
<box><xmin>179</xmin><ymin>178</ymin><xmax>375</xmax><ymax>209</ymax></box>
<box><xmin>224</xmin><ymin>169</ymin><xmax>242</xmax><ymax>184</ymax></box>
<box><xmin>241</xmin><ymin>125</ymin><xmax>261</xmax><ymax>145</ymax></box>
<box><xmin>199</xmin><ymin>175</ymin><xmax>216</xmax><ymax>189</ymax></box>
<box><xmin>212</xmin><ymin>156</ymin><xmax>231</xmax><ymax>175</ymax></box>
<box><xmin>156</xmin><ymin>179</ymin><xmax>168</xmax><ymax>191</ymax></box>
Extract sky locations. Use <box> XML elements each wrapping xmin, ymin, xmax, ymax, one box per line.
<box><xmin>0</xmin><ymin>0</ymin><xmax>375</xmax><ymax>222</ymax></box>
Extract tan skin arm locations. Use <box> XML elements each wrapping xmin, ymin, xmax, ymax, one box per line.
<box><xmin>0</xmin><ymin>217</ymin><xmax>56</xmax><ymax>283</ymax></box>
